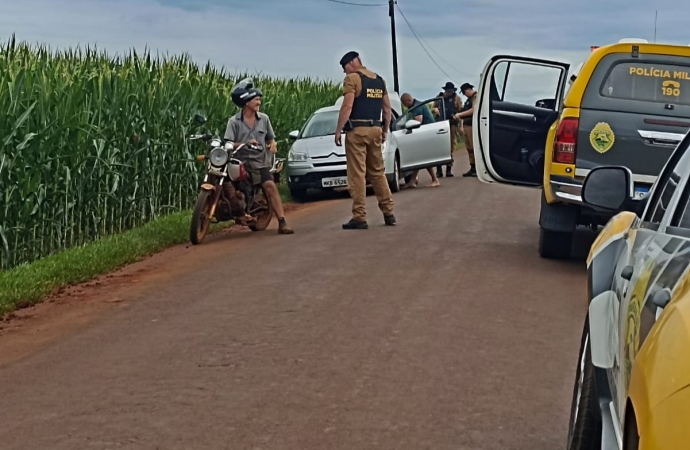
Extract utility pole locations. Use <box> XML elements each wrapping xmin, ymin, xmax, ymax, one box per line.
<box><xmin>654</xmin><ymin>10</ymin><xmax>658</xmax><ymax>43</ymax></box>
<box><xmin>389</xmin><ymin>0</ymin><xmax>400</xmax><ymax>93</ymax></box>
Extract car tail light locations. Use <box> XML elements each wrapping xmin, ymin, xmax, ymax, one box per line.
<box><xmin>553</xmin><ymin>117</ymin><xmax>579</xmax><ymax>164</ymax></box>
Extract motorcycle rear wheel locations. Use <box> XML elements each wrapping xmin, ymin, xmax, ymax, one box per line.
<box><xmin>249</xmin><ymin>187</ymin><xmax>273</xmax><ymax>231</ymax></box>
<box><xmin>190</xmin><ymin>189</ymin><xmax>214</xmax><ymax>244</ymax></box>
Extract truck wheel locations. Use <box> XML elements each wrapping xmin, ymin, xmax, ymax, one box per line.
<box><xmin>538</xmin><ymin>227</ymin><xmax>573</xmax><ymax>259</ymax></box>
<box><xmin>566</xmin><ymin>316</ymin><xmax>602</xmax><ymax>450</ymax></box>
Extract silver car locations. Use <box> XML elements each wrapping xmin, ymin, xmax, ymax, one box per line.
<box><xmin>285</xmin><ymin>93</ymin><xmax>453</xmax><ymax>202</ymax></box>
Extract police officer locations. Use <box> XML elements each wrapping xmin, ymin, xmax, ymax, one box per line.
<box><xmin>431</xmin><ymin>82</ymin><xmax>462</xmax><ymax>177</ymax></box>
<box><xmin>334</xmin><ymin>51</ymin><xmax>396</xmax><ymax>229</ymax></box>
<box><xmin>453</xmin><ymin>82</ymin><xmax>478</xmax><ymax>177</ymax></box>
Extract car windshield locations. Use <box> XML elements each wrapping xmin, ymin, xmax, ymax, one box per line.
<box><xmin>301</xmin><ymin>110</ymin><xmax>339</xmax><ymax>138</ymax></box>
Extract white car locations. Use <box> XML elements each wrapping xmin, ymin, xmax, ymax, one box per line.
<box><xmin>285</xmin><ymin>93</ymin><xmax>452</xmax><ymax>202</ymax></box>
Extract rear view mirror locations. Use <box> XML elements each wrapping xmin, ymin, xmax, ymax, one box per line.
<box><xmin>582</xmin><ymin>166</ymin><xmax>633</xmax><ymax>211</ymax></box>
<box><xmin>194</xmin><ymin>114</ymin><xmax>207</xmax><ymax>124</ymax></box>
<box><xmin>404</xmin><ymin>119</ymin><xmax>421</xmax><ymax>131</ymax></box>
<box><xmin>288</xmin><ymin>130</ymin><xmax>299</xmax><ymax>140</ymax></box>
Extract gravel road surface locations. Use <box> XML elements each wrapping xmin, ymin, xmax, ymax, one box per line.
<box><xmin>0</xmin><ymin>170</ymin><xmax>593</xmax><ymax>450</ymax></box>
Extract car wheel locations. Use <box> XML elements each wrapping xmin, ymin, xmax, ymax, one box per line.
<box><xmin>389</xmin><ymin>155</ymin><xmax>401</xmax><ymax>193</ymax></box>
<box><xmin>289</xmin><ymin>188</ymin><xmax>308</xmax><ymax>203</ymax></box>
<box><xmin>567</xmin><ymin>315</ymin><xmax>602</xmax><ymax>450</ymax></box>
<box><xmin>538</xmin><ymin>227</ymin><xmax>573</xmax><ymax>259</ymax></box>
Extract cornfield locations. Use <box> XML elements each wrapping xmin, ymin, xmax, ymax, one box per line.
<box><xmin>0</xmin><ymin>35</ymin><xmax>342</xmax><ymax>270</ymax></box>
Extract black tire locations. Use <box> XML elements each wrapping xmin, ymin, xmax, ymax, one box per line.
<box><xmin>289</xmin><ymin>188</ymin><xmax>308</xmax><ymax>203</ymax></box>
<box><xmin>538</xmin><ymin>227</ymin><xmax>573</xmax><ymax>259</ymax></box>
<box><xmin>190</xmin><ymin>189</ymin><xmax>213</xmax><ymax>245</ymax></box>
<box><xmin>567</xmin><ymin>316</ymin><xmax>602</xmax><ymax>450</ymax></box>
<box><xmin>249</xmin><ymin>187</ymin><xmax>273</xmax><ymax>231</ymax></box>
<box><xmin>389</xmin><ymin>155</ymin><xmax>401</xmax><ymax>193</ymax></box>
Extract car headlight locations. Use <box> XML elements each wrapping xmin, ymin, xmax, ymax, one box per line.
<box><xmin>288</xmin><ymin>150</ymin><xmax>308</xmax><ymax>161</ymax></box>
<box><xmin>209</xmin><ymin>147</ymin><xmax>228</xmax><ymax>167</ymax></box>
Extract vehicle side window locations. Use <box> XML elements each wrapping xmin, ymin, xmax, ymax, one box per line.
<box><xmin>643</xmin><ymin>144</ymin><xmax>690</xmax><ymax>227</ymax></box>
<box><xmin>491</xmin><ymin>60</ymin><xmax>562</xmax><ymax>109</ymax></box>
<box><xmin>392</xmin><ymin>113</ymin><xmax>408</xmax><ymax>131</ymax></box>
<box><xmin>394</xmin><ymin>99</ymin><xmax>435</xmax><ymax>131</ymax></box>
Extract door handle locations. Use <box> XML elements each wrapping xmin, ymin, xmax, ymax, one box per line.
<box><xmin>437</xmin><ymin>129</ymin><xmax>448</xmax><ymax>134</ymax></box>
<box><xmin>620</xmin><ymin>265</ymin><xmax>634</xmax><ymax>280</ymax></box>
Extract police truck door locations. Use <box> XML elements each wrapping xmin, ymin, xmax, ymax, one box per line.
<box><xmin>473</xmin><ymin>55</ymin><xmax>570</xmax><ymax>187</ymax></box>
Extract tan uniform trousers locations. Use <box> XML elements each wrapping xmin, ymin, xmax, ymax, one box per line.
<box><xmin>463</xmin><ymin>124</ymin><xmax>475</xmax><ymax>164</ymax></box>
<box><xmin>449</xmin><ymin>124</ymin><xmax>459</xmax><ymax>166</ymax></box>
<box><xmin>345</xmin><ymin>127</ymin><xmax>394</xmax><ymax>222</ymax></box>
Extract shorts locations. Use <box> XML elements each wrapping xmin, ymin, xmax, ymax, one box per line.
<box><xmin>247</xmin><ymin>167</ymin><xmax>272</xmax><ymax>186</ymax></box>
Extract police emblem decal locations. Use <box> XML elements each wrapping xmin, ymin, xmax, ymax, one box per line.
<box><xmin>589</xmin><ymin>122</ymin><xmax>615</xmax><ymax>154</ymax></box>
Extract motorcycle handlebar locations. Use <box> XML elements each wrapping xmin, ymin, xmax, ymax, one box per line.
<box><xmin>189</xmin><ymin>133</ymin><xmax>213</xmax><ymax>141</ymax></box>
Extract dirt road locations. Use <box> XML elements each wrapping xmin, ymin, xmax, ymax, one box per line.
<box><xmin>0</xmin><ymin>171</ymin><xmax>592</xmax><ymax>450</ymax></box>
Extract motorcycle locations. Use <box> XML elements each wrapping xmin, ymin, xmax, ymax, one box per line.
<box><xmin>188</xmin><ymin>114</ymin><xmax>285</xmax><ymax>245</ymax></box>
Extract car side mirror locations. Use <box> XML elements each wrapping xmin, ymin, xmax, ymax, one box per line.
<box><xmin>581</xmin><ymin>166</ymin><xmax>633</xmax><ymax>211</ymax></box>
<box><xmin>288</xmin><ymin>130</ymin><xmax>299</xmax><ymax>140</ymax></box>
<box><xmin>535</xmin><ymin>98</ymin><xmax>555</xmax><ymax>109</ymax></box>
<box><xmin>193</xmin><ymin>114</ymin><xmax>207</xmax><ymax>124</ymax></box>
<box><xmin>404</xmin><ymin>119</ymin><xmax>422</xmax><ymax>132</ymax></box>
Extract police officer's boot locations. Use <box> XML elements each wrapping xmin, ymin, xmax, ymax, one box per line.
<box><xmin>446</xmin><ymin>166</ymin><xmax>454</xmax><ymax>177</ymax></box>
<box><xmin>436</xmin><ymin>166</ymin><xmax>444</xmax><ymax>178</ymax></box>
<box><xmin>342</xmin><ymin>219</ymin><xmax>368</xmax><ymax>230</ymax></box>
<box><xmin>463</xmin><ymin>164</ymin><xmax>477</xmax><ymax>177</ymax></box>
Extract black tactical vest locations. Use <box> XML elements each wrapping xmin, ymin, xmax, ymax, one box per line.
<box><xmin>461</xmin><ymin>94</ymin><xmax>475</xmax><ymax>126</ymax></box>
<box><xmin>350</xmin><ymin>71</ymin><xmax>385</xmax><ymax>122</ymax></box>
<box><xmin>441</xmin><ymin>93</ymin><xmax>458</xmax><ymax>125</ymax></box>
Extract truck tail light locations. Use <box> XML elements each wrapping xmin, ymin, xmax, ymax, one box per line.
<box><xmin>553</xmin><ymin>117</ymin><xmax>579</xmax><ymax>164</ymax></box>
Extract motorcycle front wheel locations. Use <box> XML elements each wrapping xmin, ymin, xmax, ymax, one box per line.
<box><xmin>249</xmin><ymin>187</ymin><xmax>273</xmax><ymax>231</ymax></box>
<box><xmin>190</xmin><ymin>189</ymin><xmax>214</xmax><ymax>244</ymax></box>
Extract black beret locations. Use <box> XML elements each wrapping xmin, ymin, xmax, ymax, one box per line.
<box><xmin>339</xmin><ymin>51</ymin><xmax>359</xmax><ymax>66</ymax></box>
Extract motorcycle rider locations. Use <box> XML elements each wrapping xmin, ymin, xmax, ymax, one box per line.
<box><xmin>223</xmin><ymin>79</ymin><xmax>294</xmax><ymax>234</ymax></box>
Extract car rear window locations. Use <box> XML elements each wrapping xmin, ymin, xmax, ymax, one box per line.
<box><xmin>600</xmin><ymin>61</ymin><xmax>690</xmax><ymax>106</ymax></box>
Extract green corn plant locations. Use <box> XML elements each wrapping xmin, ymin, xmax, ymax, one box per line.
<box><xmin>0</xmin><ymin>35</ymin><xmax>342</xmax><ymax>269</ymax></box>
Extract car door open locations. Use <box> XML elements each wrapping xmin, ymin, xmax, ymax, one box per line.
<box><xmin>474</xmin><ymin>55</ymin><xmax>570</xmax><ymax>187</ymax></box>
<box><xmin>393</xmin><ymin>96</ymin><xmax>452</xmax><ymax>171</ymax></box>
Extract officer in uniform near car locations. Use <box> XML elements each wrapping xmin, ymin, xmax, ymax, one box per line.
<box><xmin>334</xmin><ymin>51</ymin><xmax>396</xmax><ymax>229</ymax></box>
<box><xmin>431</xmin><ymin>81</ymin><xmax>462</xmax><ymax>178</ymax></box>
<box><xmin>454</xmin><ymin>82</ymin><xmax>478</xmax><ymax>177</ymax></box>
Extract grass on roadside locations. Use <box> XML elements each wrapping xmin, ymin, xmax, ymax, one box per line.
<box><xmin>0</xmin><ymin>210</ymin><xmax>233</xmax><ymax>316</ymax></box>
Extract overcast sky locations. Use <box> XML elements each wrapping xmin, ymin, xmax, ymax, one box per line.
<box><xmin>0</xmin><ymin>0</ymin><xmax>687</xmax><ymax>104</ymax></box>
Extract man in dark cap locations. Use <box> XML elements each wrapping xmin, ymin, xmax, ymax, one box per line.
<box><xmin>453</xmin><ymin>82</ymin><xmax>478</xmax><ymax>177</ymax></box>
<box><xmin>334</xmin><ymin>50</ymin><xmax>396</xmax><ymax>229</ymax></box>
<box><xmin>431</xmin><ymin>81</ymin><xmax>462</xmax><ymax>177</ymax></box>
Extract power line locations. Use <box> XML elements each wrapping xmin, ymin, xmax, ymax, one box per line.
<box><xmin>398</xmin><ymin>8</ymin><xmax>473</xmax><ymax>79</ymax></box>
<box><xmin>395</xmin><ymin>4</ymin><xmax>473</xmax><ymax>82</ymax></box>
<box><xmin>325</xmin><ymin>0</ymin><xmax>387</xmax><ymax>6</ymax></box>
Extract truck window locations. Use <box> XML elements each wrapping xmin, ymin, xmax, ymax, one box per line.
<box><xmin>601</xmin><ymin>62</ymin><xmax>690</xmax><ymax>106</ymax></box>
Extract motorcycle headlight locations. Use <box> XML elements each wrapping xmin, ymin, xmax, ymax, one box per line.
<box><xmin>209</xmin><ymin>147</ymin><xmax>228</xmax><ymax>167</ymax></box>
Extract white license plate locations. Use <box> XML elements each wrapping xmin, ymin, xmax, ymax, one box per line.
<box><xmin>322</xmin><ymin>176</ymin><xmax>348</xmax><ymax>188</ymax></box>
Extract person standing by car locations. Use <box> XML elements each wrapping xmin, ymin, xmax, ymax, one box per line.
<box><xmin>400</xmin><ymin>93</ymin><xmax>440</xmax><ymax>188</ymax></box>
<box><xmin>334</xmin><ymin>50</ymin><xmax>396</xmax><ymax>229</ymax></box>
<box><xmin>224</xmin><ymin>79</ymin><xmax>294</xmax><ymax>234</ymax></box>
<box><xmin>453</xmin><ymin>82</ymin><xmax>478</xmax><ymax>177</ymax></box>
<box><xmin>431</xmin><ymin>82</ymin><xmax>462</xmax><ymax>178</ymax></box>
